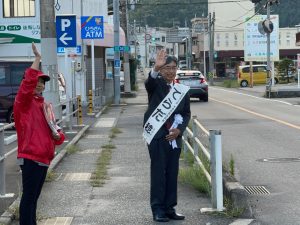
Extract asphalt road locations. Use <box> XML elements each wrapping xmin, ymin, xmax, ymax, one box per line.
<box><xmin>190</xmin><ymin>86</ymin><xmax>300</xmax><ymax>225</ymax></box>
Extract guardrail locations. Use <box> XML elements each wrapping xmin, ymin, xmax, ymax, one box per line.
<box><xmin>182</xmin><ymin>115</ymin><xmax>223</xmax><ymax>212</ymax></box>
<box><xmin>0</xmin><ymin>95</ymin><xmax>82</xmax><ymax>198</ymax></box>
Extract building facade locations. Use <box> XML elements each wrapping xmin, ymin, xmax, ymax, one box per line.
<box><xmin>0</xmin><ymin>0</ymin><xmax>125</xmax><ymax>104</ymax></box>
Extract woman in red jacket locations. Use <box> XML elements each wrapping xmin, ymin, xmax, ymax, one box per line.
<box><xmin>14</xmin><ymin>43</ymin><xmax>65</xmax><ymax>225</ymax></box>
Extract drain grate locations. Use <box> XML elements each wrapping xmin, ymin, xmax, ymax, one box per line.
<box><xmin>244</xmin><ymin>185</ymin><xmax>270</xmax><ymax>195</ymax></box>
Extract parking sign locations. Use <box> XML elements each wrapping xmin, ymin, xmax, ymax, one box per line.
<box><xmin>56</xmin><ymin>15</ymin><xmax>77</xmax><ymax>48</ymax></box>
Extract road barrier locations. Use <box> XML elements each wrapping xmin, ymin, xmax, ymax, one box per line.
<box><xmin>0</xmin><ymin>96</ymin><xmax>82</xmax><ymax>199</ymax></box>
<box><xmin>182</xmin><ymin>115</ymin><xmax>224</xmax><ymax>212</ymax></box>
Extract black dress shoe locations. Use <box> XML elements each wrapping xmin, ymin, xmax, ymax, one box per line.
<box><xmin>153</xmin><ymin>214</ymin><xmax>170</xmax><ymax>222</ymax></box>
<box><xmin>166</xmin><ymin>212</ymin><xmax>185</xmax><ymax>220</ymax></box>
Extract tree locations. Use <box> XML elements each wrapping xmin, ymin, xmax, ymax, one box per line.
<box><xmin>276</xmin><ymin>58</ymin><xmax>295</xmax><ymax>83</ymax></box>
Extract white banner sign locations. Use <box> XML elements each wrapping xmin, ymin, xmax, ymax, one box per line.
<box><xmin>244</xmin><ymin>15</ymin><xmax>279</xmax><ymax>62</ymax></box>
<box><xmin>143</xmin><ymin>83</ymin><xmax>190</xmax><ymax>144</ymax></box>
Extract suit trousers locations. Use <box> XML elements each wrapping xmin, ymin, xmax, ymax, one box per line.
<box><xmin>148</xmin><ymin>137</ymin><xmax>181</xmax><ymax>215</ymax></box>
<box><xmin>19</xmin><ymin>159</ymin><xmax>48</xmax><ymax>225</ymax></box>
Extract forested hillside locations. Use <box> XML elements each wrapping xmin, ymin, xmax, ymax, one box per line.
<box><xmin>124</xmin><ymin>0</ymin><xmax>299</xmax><ymax>28</ymax></box>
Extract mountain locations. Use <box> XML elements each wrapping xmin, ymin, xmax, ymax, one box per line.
<box><xmin>127</xmin><ymin>0</ymin><xmax>299</xmax><ymax>28</ymax></box>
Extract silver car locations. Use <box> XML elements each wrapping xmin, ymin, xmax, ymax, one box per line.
<box><xmin>175</xmin><ymin>70</ymin><xmax>208</xmax><ymax>102</ymax></box>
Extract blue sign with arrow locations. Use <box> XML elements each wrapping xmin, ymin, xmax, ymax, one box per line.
<box><xmin>56</xmin><ymin>15</ymin><xmax>77</xmax><ymax>48</ymax></box>
<box><xmin>81</xmin><ymin>16</ymin><xmax>104</xmax><ymax>39</ymax></box>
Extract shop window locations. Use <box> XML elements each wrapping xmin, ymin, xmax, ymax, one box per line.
<box><xmin>3</xmin><ymin>0</ymin><xmax>35</xmax><ymax>17</ymax></box>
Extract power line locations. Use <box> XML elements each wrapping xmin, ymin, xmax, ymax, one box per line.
<box><xmin>215</xmin><ymin>3</ymin><xmax>265</xmax><ymax>29</ymax></box>
<box><xmin>129</xmin><ymin>0</ymin><xmax>253</xmax><ymax>6</ymax></box>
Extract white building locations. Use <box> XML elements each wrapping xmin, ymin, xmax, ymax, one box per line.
<box><xmin>0</xmin><ymin>0</ymin><xmax>125</xmax><ymax>104</ymax></box>
<box><xmin>190</xmin><ymin>0</ymin><xmax>300</xmax><ymax>77</ymax></box>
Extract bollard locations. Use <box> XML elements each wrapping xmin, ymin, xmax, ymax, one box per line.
<box><xmin>77</xmin><ymin>95</ymin><xmax>83</xmax><ymax>125</ymax></box>
<box><xmin>88</xmin><ymin>89</ymin><xmax>93</xmax><ymax>114</ymax></box>
<box><xmin>209</xmin><ymin>130</ymin><xmax>223</xmax><ymax>211</ymax></box>
<box><xmin>0</xmin><ymin>124</ymin><xmax>14</xmax><ymax>198</ymax></box>
<box><xmin>68</xmin><ymin>99</ymin><xmax>73</xmax><ymax>132</ymax></box>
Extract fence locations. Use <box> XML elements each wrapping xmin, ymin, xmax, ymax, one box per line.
<box><xmin>182</xmin><ymin>115</ymin><xmax>223</xmax><ymax>211</ymax></box>
<box><xmin>0</xmin><ymin>96</ymin><xmax>82</xmax><ymax>198</ymax></box>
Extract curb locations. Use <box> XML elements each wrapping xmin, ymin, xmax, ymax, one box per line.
<box><xmin>0</xmin><ymin>122</ymin><xmax>92</xmax><ymax>225</ymax></box>
<box><xmin>223</xmin><ymin>172</ymin><xmax>253</xmax><ymax>218</ymax></box>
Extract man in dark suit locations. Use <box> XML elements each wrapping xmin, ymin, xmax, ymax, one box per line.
<box><xmin>143</xmin><ymin>49</ymin><xmax>191</xmax><ymax>222</ymax></box>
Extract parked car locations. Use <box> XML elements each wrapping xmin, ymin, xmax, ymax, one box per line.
<box><xmin>178</xmin><ymin>60</ymin><xmax>187</xmax><ymax>70</ymax></box>
<box><xmin>238</xmin><ymin>65</ymin><xmax>268</xmax><ymax>87</ymax></box>
<box><xmin>0</xmin><ymin>62</ymin><xmax>67</xmax><ymax>123</ymax></box>
<box><xmin>0</xmin><ymin>62</ymin><xmax>31</xmax><ymax>123</ymax></box>
<box><xmin>175</xmin><ymin>70</ymin><xmax>208</xmax><ymax>102</ymax></box>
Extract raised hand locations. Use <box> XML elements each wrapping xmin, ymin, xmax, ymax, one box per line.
<box><xmin>32</xmin><ymin>42</ymin><xmax>41</xmax><ymax>58</ymax></box>
<box><xmin>154</xmin><ymin>49</ymin><xmax>167</xmax><ymax>72</ymax></box>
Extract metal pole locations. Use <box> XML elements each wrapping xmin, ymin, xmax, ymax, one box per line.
<box><xmin>266</xmin><ymin>2</ymin><xmax>271</xmax><ymax>96</ymax></box>
<box><xmin>192</xmin><ymin>116</ymin><xmax>198</xmax><ymax>165</ymax></box>
<box><xmin>0</xmin><ymin>124</ymin><xmax>14</xmax><ymax>198</ymax></box>
<box><xmin>0</xmin><ymin>124</ymin><xmax>5</xmax><ymax>195</ymax></box>
<box><xmin>210</xmin><ymin>130</ymin><xmax>223</xmax><ymax>211</ymax></box>
<box><xmin>145</xmin><ymin>25</ymin><xmax>148</xmax><ymax>68</ymax></box>
<box><xmin>121</xmin><ymin>0</ymin><xmax>131</xmax><ymax>93</ymax></box>
<box><xmin>202</xmin><ymin>15</ymin><xmax>207</xmax><ymax>77</ymax></box>
<box><xmin>208</xmin><ymin>12</ymin><xmax>214</xmax><ymax>85</ymax></box>
<box><xmin>113</xmin><ymin>0</ymin><xmax>121</xmax><ymax>104</ymax></box>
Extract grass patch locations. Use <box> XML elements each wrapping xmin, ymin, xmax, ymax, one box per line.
<box><xmin>229</xmin><ymin>154</ymin><xmax>235</xmax><ymax>176</ymax></box>
<box><xmin>66</xmin><ymin>144</ymin><xmax>80</xmax><ymax>154</ymax></box>
<box><xmin>179</xmin><ymin>165</ymin><xmax>211</xmax><ymax>194</ymax></box>
<box><xmin>111</xmin><ymin>127</ymin><xmax>122</xmax><ymax>134</ymax></box>
<box><xmin>218</xmin><ymin>197</ymin><xmax>245</xmax><ymax>218</ymax></box>
<box><xmin>45</xmin><ymin>170</ymin><xmax>58</xmax><ymax>182</ymax></box>
<box><xmin>133</xmin><ymin>84</ymin><xmax>139</xmax><ymax>91</ymax></box>
<box><xmin>101</xmin><ymin>143</ymin><xmax>116</xmax><ymax>149</ymax></box>
<box><xmin>222</xmin><ymin>80</ymin><xmax>239</xmax><ymax>88</ymax></box>
<box><xmin>8</xmin><ymin>204</ymin><xmax>46</xmax><ymax>222</ymax></box>
<box><xmin>109</xmin><ymin>133</ymin><xmax>116</xmax><ymax>139</ymax></box>
<box><xmin>7</xmin><ymin>205</ymin><xmax>19</xmax><ymax>220</ymax></box>
<box><xmin>90</xmin><ymin>146</ymin><xmax>113</xmax><ymax>187</ymax></box>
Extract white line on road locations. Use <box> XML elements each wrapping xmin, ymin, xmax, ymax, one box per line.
<box><xmin>210</xmin><ymin>97</ymin><xmax>300</xmax><ymax>131</ymax></box>
<box><xmin>229</xmin><ymin>219</ymin><xmax>254</xmax><ymax>225</ymax></box>
<box><xmin>210</xmin><ymin>87</ymin><xmax>295</xmax><ymax>106</ymax></box>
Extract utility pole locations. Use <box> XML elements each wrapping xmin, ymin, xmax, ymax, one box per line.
<box><xmin>208</xmin><ymin>12</ymin><xmax>215</xmax><ymax>85</ymax></box>
<box><xmin>267</xmin><ymin>1</ymin><xmax>271</xmax><ymax>86</ymax></box>
<box><xmin>120</xmin><ymin>0</ymin><xmax>131</xmax><ymax>93</ymax></box>
<box><xmin>40</xmin><ymin>0</ymin><xmax>60</xmax><ymax>117</ymax></box>
<box><xmin>113</xmin><ymin>0</ymin><xmax>121</xmax><ymax>104</ymax></box>
<box><xmin>202</xmin><ymin>13</ymin><xmax>207</xmax><ymax>77</ymax></box>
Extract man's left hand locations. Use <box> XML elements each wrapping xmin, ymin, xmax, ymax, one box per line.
<box><xmin>166</xmin><ymin>128</ymin><xmax>180</xmax><ymax>141</ymax></box>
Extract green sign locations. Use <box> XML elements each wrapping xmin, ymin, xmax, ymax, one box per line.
<box><xmin>114</xmin><ymin>45</ymin><xmax>131</xmax><ymax>52</ymax></box>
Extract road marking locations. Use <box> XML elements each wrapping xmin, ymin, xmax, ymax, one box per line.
<box><xmin>210</xmin><ymin>97</ymin><xmax>300</xmax><ymax>130</ymax></box>
<box><xmin>229</xmin><ymin>219</ymin><xmax>254</xmax><ymax>225</ymax></box>
<box><xmin>210</xmin><ymin>87</ymin><xmax>295</xmax><ymax>106</ymax></box>
<box><xmin>64</xmin><ymin>173</ymin><xmax>91</xmax><ymax>181</ymax></box>
<box><xmin>95</xmin><ymin>118</ymin><xmax>115</xmax><ymax>127</ymax></box>
<box><xmin>38</xmin><ymin>217</ymin><xmax>73</xmax><ymax>225</ymax></box>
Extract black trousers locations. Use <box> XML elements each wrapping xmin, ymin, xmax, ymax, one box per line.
<box><xmin>148</xmin><ymin>138</ymin><xmax>181</xmax><ymax>215</ymax></box>
<box><xmin>19</xmin><ymin>159</ymin><xmax>48</xmax><ymax>225</ymax></box>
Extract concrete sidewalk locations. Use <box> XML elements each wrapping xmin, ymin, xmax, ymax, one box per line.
<box><xmin>5</xmin><ymin>72</ymin><xmax>253</xmax><ymax>225</ymax></box>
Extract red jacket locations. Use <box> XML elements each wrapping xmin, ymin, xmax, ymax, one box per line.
<box><xmin>14</xmin><ymin>68</ymin><xmax>65</xmax><ymax>165</ymax></box>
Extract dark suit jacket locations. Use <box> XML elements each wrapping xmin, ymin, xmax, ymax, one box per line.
<box><xmin>143</xmin><ymin>72</ymin><xmax>191</xmax><ymax>146</ymax></box>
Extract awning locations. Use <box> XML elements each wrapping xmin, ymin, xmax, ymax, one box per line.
<box><xmin>76</xmin><ymin>21</ymin><xmax>125</xmax><ymax>47</ymax></box>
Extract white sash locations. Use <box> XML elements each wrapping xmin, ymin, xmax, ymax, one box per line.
<box><xmin>143</xmin><ymin>83</ymin><xmax>190</xmax><ymax>144</ymax></box>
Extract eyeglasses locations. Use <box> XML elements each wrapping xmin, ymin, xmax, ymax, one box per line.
<box><xmin>161</xmin><ymin>66</ymin><xmax>177</xmax><ymax>71</ymax></box>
